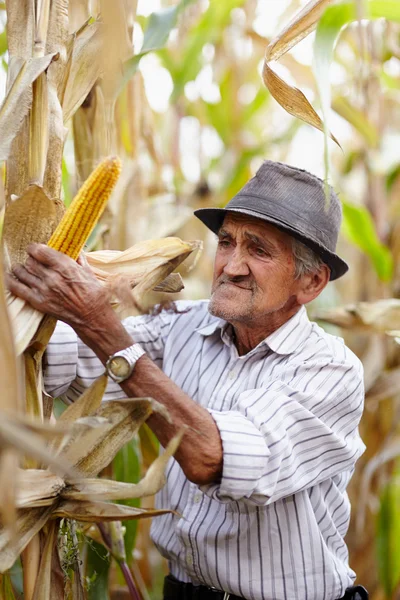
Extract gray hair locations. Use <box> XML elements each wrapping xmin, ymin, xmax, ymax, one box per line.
<box><xmin>291</xmin><ymin>237</ymin><xmax>326</xmax><ymax>279</ymax></box>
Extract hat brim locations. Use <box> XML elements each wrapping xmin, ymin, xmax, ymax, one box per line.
<box><xmin>194</xmin><ymin>207</ymin><xmax>349</xmax><ymax>281</ymax></box>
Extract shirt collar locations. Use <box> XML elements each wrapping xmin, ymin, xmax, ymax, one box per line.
<box><xmin>195</xmin><ymin>305</ymin><xmax>312</xmax><ymax>355</ymax></box>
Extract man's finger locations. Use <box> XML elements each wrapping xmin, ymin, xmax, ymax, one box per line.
<box><xmin>6</xmin><ymin>272</ymin><xmax>43</xmax><ymax>308</ymax></box>
<box><xmin>25</xmin><ymin>255</ymin><xmax>48</xmax><ymax>279</ymax></box>
<box><xmin>27</xmin><ymin>243</ymin><xmax>73</xmax><ymax>268</ymax></box>
<box><xmin>12</xmin><ymin>264</ymin><xmax>42</xmax><ymax>290</ymax></box>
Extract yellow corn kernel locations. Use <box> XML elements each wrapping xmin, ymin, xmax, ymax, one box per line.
<box><xmin>47</xmin><ymin>156</ymin><xmax>122</xmax><ymax>261</ymax></box>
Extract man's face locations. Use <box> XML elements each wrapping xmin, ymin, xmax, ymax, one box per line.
<box><xmin>209</xmin><ymin>212</ymin><xmax>301</xmax><ymax>325</ymax></box>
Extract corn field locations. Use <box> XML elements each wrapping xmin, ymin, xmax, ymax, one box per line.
<box><xmin>0</xmin><ymin>0</ymin><xmax>400</xmax><ymax>599</ymax></box>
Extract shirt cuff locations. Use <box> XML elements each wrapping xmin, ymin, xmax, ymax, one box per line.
<box><xmin>201</xmin><ymin>409</ymin><xmax>270</xmax><ymax>502</ymax></box>
<box><xmin>43</xmin><ymin>321</ymin><xmax>78</xmax><ymax>397</ymax></box>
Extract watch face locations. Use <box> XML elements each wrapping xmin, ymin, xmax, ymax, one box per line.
<box><xmin>109</xmin><ymin>356</ymin><xmax>131</xmax><ymax>379</ymax></box>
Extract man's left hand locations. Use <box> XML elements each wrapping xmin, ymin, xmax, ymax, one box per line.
<box><xmin>6</xmin><ymin>243</ymin><xmax>112</xmax><ymax>331</ymax></box>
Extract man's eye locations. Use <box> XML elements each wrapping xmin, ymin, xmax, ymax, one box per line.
<box><xmin>255</xmin><ymin>247</ymin><xmax>267</xmax><ymax>257</ymax></box>
<box><xmin>218</xmin><ymin>240</ymin><xmax>231</xmax><ymax>248</ymax></box>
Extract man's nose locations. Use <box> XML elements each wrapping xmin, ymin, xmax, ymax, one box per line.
<box><xmin>223</xmin><ymin>248</ymin><xmax>250</xmax><ymax>278</ymax></box>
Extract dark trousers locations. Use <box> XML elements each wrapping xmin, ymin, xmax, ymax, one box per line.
<box><xmin>163</xmin><ymin>574</ymin><xmax>369</xmax><ymax>600</ymax></box>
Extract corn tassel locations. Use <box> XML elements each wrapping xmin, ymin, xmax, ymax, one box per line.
<box><xmin>47</xmin><ymin>156</ymin><xmax>122</xmax><ymax>260</ymax></box>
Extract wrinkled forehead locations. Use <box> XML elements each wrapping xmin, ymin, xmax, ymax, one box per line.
<box><xmin>221</xmin><ymin>211</ymin><xmax>294</xmax><ymax>247</ymax></box>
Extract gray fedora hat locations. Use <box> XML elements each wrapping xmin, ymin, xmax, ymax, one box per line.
<box><xmin>194</xmin><ymin>160</ymin><xmax>348</xmax><ymax>281</ymax></box>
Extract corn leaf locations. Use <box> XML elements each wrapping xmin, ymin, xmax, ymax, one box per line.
<box><xmin>0</xmin><ymin>414</ymin><xmax>76</xmax><ymax>479</ymax></box>
<box><xmin>0</xmin><ymin>572</ymin><xmax>17</xmax><ymax>599</ymax></box>
<box><xmin>62</xmin><ymin>21</ymin><xmax>103</xmax><ymax>123</ymax></box>
<box><xmin>57</xmin><ymin>375</ymin><xmax>108</xmax><ymax>424</ymax></box>
<box><xmin>0</xmin><ymin>505</ymin><xmax>54</xmax><ymax>572</ymax></box>
<box><xmin>63</xmin><ymin>429</ymin><xmax>185</xmax><ymax>501</ymax></box>
<box><xmin>377</xmin><ymin>480</ymin><xmax>400</xmax><ymax>598</ymax></box>
<box><xmin>314</xmin><ymin>299</ymin><xmax>400</xmax><ymax>336</ymax></box>
<box><xmin>121</xmin><ymin>0</ymin><xmax>197</xmax><ymax>89</ymax></box>
<box><xmin>16</xmin><ymin>470</ymin><xmax>65</xmax><ymax>509</ymax></box>
<box><xmin>332</xmin><ymin>95</ymin><xmax>379</xmax><ymax>147</ymax></box>
<box><xmin>112</xmin><ymin>437</ymin><xmax>141</xmax><ymax>559</ymax></box>
<box><xmin>263</xmin><ymin>0</ymin><xmax>339</xmax><ymax>145</ymax></box>
<box><xmin>313</xmin><ymin>0</ymin><xmax>400</xmax><ymax>178</ymax></box>
<box><xmin>31</xmin><ymin>522</ymin><xmax>57</xmax><ymax>600</ymax></box>
<box><xmin>0</xmin><ymin>55</ymin><xmax>55</xmax><ymax>162</ymax></box>
<box><xmin>53</xmin><ymin>500</ymin><xmax>172</xmax><ymax>522</ymax></box>
<box><xmin>66</xmin><ymin>398</ymin><xmax>155</xmax><ymax>477</ymax></box>
<box><xmin>341</xmin><ymin>200</ymin><xmax>393</xmax><ymax>281</ymax></box>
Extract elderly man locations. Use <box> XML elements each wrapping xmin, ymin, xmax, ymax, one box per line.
<box><xmin>8</xmin><ymin>161</ymin><xmax>367</xmax><ymax>600</ymax></box>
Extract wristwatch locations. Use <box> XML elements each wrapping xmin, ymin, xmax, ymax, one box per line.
<box><xmin>105</xmin><ymin>343</ymin><xmax>146</xmax><ymax>383</ymax></box>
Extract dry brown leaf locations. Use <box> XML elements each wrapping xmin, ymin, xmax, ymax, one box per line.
<box><xmin>366</xmin><ymin>368</ymin><xmax>400</xmax><ymax>404</ymax></box>
<box><xmin>153</xmin><ymin>272</ymin><xmax>184</xmax><ymax>293</ymax></box>
<box><xmin>62</xmin><ymin>21</ymin><xmax>103</xmax><ymax>123</ymax></box>
<box><xmin>3</xmin><ymin>185</ymin><xmax>57</xmax><ymax>266</ymax></box>
<box><xmin>63</xmin><ymin>429</ymin><xmax>185</xmax><ymax>501</ymax></box>
<box><xmin>0</xmin><ymin>505</ymin><xmax>54</xmax><ymax>572</ymax></box>
<box><xmin>314</xmin><ymin>299</ymin><xmax>400</xmax><ymax>336</ymax></box>
<box><xmin>16</xmin><ymin>470</ymin><xmax>65</xmax><ymax>509</ymax></box>
<box><xmin>53</xmin><ymin>500</ymin><xmax>172</xmax><ymax>522</ymax></box>
<box><xmin>263</xmin><ymin>0</ymin><xmax>339</xmax><ymax>144</ymax></box>
<box><xmin>71</xmin><ymin>398</ymin><xmax>155</xmax><ymax>477</ymax></box>
<box><xmin>31</xmin><ymin>522</ymin><xmax>57</xmax><ymax>600</ymax></box>
<box><xmin>57</xmin><ymin>374</ymin><xmax>108</xmax><ymax>424</ymax></box>
<box><xmin>0</xmin><ymin>55</ymin><xmax>55</xmax><ymax>163</ymax></box>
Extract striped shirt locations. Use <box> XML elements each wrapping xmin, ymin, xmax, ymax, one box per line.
<box><xmin>44</xmin><ymin>300</ymin><xmax>365</xmax><ymax>600</ymax></box>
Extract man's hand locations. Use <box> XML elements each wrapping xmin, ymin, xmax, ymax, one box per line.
<box><xmin>6</xmin><ymin>243</ymin><xmax>112</xmax><ymax>331</ymax></box>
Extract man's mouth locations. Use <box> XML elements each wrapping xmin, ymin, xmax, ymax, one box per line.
<box><xmin>220</xmin><ymin>281</ymin><xmax>252</xmax><ymax>291</ymax></box>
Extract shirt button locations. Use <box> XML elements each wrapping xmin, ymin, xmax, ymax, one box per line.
<box><xmin>228</xmin><ymin>371</ymin><xmax>236</xmax><ymax>380</ymax></box>
<box><xmin>194</xmin><ymin>493</ymin><xmax>202</xmax><ymax>503</ymax></box>
<box><xmin>186</xmin><ymin>553</ymin><xmax>193</xmax><ymax>566</ymax></box>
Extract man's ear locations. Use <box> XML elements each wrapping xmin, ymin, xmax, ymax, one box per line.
<box><xmin>296</xmin><ymin>265</ymin><xmax>330</xmax><ymax>305</ymax></box>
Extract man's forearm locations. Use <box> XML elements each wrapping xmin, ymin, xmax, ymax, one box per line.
<box><xmin>76</xmin><ymin>311</ymin><xmax>223</xmax><ymax>486</ymax></box>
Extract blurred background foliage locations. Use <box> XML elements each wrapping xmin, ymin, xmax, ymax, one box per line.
<box><xmin>1</xmin><ymin>0</ymin><xmax>400</xmax><ymax>598</ymax></box>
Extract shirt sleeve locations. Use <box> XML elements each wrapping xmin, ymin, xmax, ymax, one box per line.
<box><xmin>201</xmin><ymin>358</ymin><xmax>366</xmax><ymax>505</ymax></box>
<box><xmin>43</xmin><ymin>309</ymin><xmax>176</xmax><ymax>399</ymax></box>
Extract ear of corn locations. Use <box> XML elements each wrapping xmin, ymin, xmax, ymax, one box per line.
<box><xmin>47</xmin><ymin>156</ymin><xmax>122</xmax><ymax>260</ymax></box>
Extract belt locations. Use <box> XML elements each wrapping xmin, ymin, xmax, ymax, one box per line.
<box><xmin>163</xmin><ymin>575</ymin><xmax>369</xmax><ymax>600</ymax></box>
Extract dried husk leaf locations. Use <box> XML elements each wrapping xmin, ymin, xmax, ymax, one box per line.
<box><xmin>63</xmin><ymin>428</ymin><xmax>185</xmax><ymax>501</ymax></box>
<box><xmin>5</xmin><ymin>0</ymin><xmax>34</xmax><ymax>58</ymax></box>
<box><xmin>0</xmin><ymin>244</ymin><xmax>23</xmax><ymax>414</ymax></box>
<box><xmin>0</xmin><ymin>55</ymin><xmax>55</xmax><ymax>164</ymax></box>
<box><xmin>0</xmin><ymin>505</ymin><xmax>54</xmax><ymax>572</ymax></box>
<box><xmin>57</xmin><ymin>374</ymin><xmax>108</xmax><ymax>424</ymax></box>
<box><xmin>314</xmin><ymin>299</ymin><xmax>400</xmax><ymax>336</ymax></box>
<box><xmin>0</xmin><ymin>413</ymin><xmax>76</xmax><ymax>479</ymax></box>
<box><xmin>16</xmin><ymin>470</ymin><xmax>65</xmax><ymax>509</ymax></box>
<box><xmin>31</xmin><ymin>522</ymin><xmax>57</xmax><ymax>600</ymax></box>
<box><xmin>366</xmin><ymin>367</ymin><xmax>400</xmax><ymax>404</ymax></box>
<box><xmin>62</xmin><ymin>21</ymin><xmax>103</xmax><ymax>123</ymax></box>
<box><xmin>267</xmin><ymin>0</ymin><xmax>335</xmax><ymax>62</ymax></box>
<box><xmin>153</xmin><ymin>272</ymin><xmax>184</xmax><ymax>293</ymax></box>
<box><xmin>70</xmin><ymin>398</ymin><xmax>155</xmax><ymax>477</ymax></box>
<box><xmin>52</xmin><ymin>500</ymin><xmax>172</xmax><ymax>522</ymax></box>
<box><xmin>29</xmin><ymin>73</ymin><xmax>49</xmax><ymax>184</ymax></box>
<box><xmin>86</xmin><ymin>237</ymin><xmax>199</xmax><ymax>277</ymax></box>
<box><xmin>263</xmin><ymin>0</ymin><xmax>339</xmax><ymax>144</ymax></box>
<box><xmin>56</xmin><ymin>417</ymin><xmax>112</xmax><ymax>466</ymax></box>
<box><xmin>0</xmin><ymin>449</ymin><xmax>18</xmax><ymax>534</ymax></box>
<box><xmin>3</xmin><ymin>185</ymin><xmax>57</xmax><ymax>266</ymax></box>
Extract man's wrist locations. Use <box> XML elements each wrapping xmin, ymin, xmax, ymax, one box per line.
<box><xmin>74</xmin><ymin>308</ymin><xmax>134</xmax><ymax>364</ymax></box>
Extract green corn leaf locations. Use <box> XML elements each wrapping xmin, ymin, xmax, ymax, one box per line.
<box><xmin>86</xmin><ymin>539</ymin><xmax>111</xmax><ymax>600</ymax></box>
<box><xmin>341</xmin><ymin>200</ymin><xmax>393</xmax><ymax>282</ymax></box>
<box><xmin>113</xmin><ymin>437</ymin><xmax>142</xmax><ymax>561</ymax></box>
<box><xmin>377</xmin><ymin>479</ymin><xmax>400</xmax><ymax>597</ymax></box>
<box><xmin>121</xmin><ymin>0</ymin><xmax>197</xmax><ymax>89</ymax></box>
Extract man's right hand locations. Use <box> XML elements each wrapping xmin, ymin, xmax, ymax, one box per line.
<box><xmin>6</xmin><ymin>243</ymin><xmax>112</xmax><ymax>332</ymax></box>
